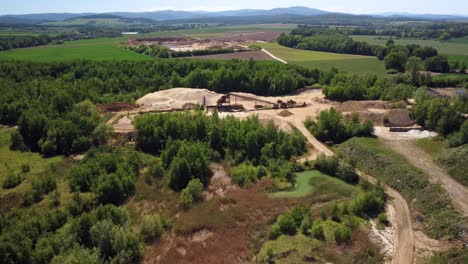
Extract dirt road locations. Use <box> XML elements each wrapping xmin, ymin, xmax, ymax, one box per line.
<box><xmin>261</xmin><ymin>48</ymin><xmax>288</xmax><ymax>64</ymax></box>
<box><xmin>263</xmin><ymin>113</ymin><xmax>415</xmax><ymax>264</ymax></box>
<box><xmin>382</xmin><ymin>140</ymin><xmax>468</xmax><ymax>217</ymax></box>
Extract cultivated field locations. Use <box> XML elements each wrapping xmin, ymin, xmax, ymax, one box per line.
<box><xmin>185</xmin><ymin>50</ymin><xmax>274</xmax><ymax>61</ymax></box>
<box><xmin>351</xmin><ymin>35</ymin><xmax>468</xmax><ymax>64</ymax></box>
<box><xmin>0</xmin><ymin>37</ymin><xmax>149</xmax><ymax>61</ymax></box>
<box><xmin>256</xmin><ymin>42</ymin><xmax>387</xmax><ymax>76</ymax></box>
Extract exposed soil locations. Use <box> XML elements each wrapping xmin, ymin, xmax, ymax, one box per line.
<box><xmin>143</xmin><ymin>182</ymin><xmax>298</xmax><ymax>264</ymax></box>
<box><xmin>184</xmin><ymin>50</ymin><xmax>274</xmax><ymax>61</ymax></box>
<box><xmin>209</xmin><ymin>30</ymin><xmax>288</xmax><ymax>42</ymax></box>
<box><xmin>97</xmin><ymin>102</ymin><xmax>136</xmax><ymax>113</ymax></box>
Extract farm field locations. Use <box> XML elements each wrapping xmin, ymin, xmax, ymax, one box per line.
<box><xmin>351</xmin><ymin>35</ymin><xmax>468</xmax><ymax>64</ymax></box>
<box><xmin>0</xmin><ymin>37</ymin><xmax>150</xmax><ymax>61</ymax></box>
<box><xmin>256</xmin><ymin>42</ymin><xmax>387</xmax><ymax>76</ymax></box>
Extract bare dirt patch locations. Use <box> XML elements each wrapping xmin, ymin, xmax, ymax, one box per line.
<box><xmin>184</xmin><ymin>50</ymin><xmax>274</xmax><ymax>61</ymax></box>
<box><xmin>209</xmin><ymin>30</ymin><xmax>288</xmax><ymax>42</ymax></box>
<box><xmin>203</xmin><ymin>163</ymin><xmax>237</xmax><ymax>200</ymax></box>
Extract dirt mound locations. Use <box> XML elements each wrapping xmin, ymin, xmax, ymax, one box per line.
<box><xmin>136</xmin><ymin>88</ymin><xmax>222</xmax><ymax>111</ymax></box>
<box><xmin>385</xmin><ymin>109</ymin><xmax>415</xmax><ymax>127</ymax></box>
<box><xmin>336</xmin><ymin>100</ymin><xmax>390</xmax><ymax>112</ymax></box>
<box><xmin>278</xmin><ymin>110</ymin><xmax>293</xmax><ymax>117</ymax></box>
<box><xmin>97</xmin><ymin>102</ymin><xmax>136</xmax><ymax>113</ymax></box>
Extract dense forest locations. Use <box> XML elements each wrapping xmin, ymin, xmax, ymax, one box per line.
<box><xmin>0</xmin><ymin>59</ymin><xmax>323</xmax><ymax>156</ymax></box>
<box><xmin>0</xmin><ymin>35</ymin><xmax>54</xmax><ymax>51</ymax></box>
<box><xmin>134</xmin><ymin>111</ymin><xmax>306</xmax><ymax>188</ymax></box>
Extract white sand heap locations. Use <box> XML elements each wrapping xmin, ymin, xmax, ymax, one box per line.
<box><xmin>136</xmin><ymin>88</ymin><xmax>222</xmax><ymax>111</ymax></box>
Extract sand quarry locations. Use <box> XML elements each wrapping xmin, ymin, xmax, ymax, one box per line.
<box><xmin>108</xmin><ymin>87</ymin><xmax>433</xmax><ymax>142</ymax></box>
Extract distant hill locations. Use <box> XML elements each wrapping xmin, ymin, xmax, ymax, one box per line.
<box><xmin>373</xmin><ymin>12</ymin><xmax>468</xmax><ymax>21</ymax></box>
<box><xmin>0</xmin><ymin>6</ymin><xmax>328</xmax><ymax>24</ymax></box>
<box><xmin>0</xmin><ymin>6</ymin><xmax>466</xmax><ymax>25</ymax></box>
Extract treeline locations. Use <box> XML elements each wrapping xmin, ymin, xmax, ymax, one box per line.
<box><xmin>305</xmin><ymin>108</ymin><xmax>374</xmax><ymax>144</ymax></box>
<box><xmin>277</xmin><ymin>33</ymin><xmax>380</xmax><ymax>57</ymax></box>
<box><xmin>134</xmin><ymin>111</ymin><xmax>306</xmax><ymax>190</ymax></box>
<box><xmin>128</xmin><ymin>44</ymin><xmax>244</xmax><ymax>58</ymax></box>
<box><xmin>321</xmin><ymin>72</ymin><xmax>420</xmax><ymax>101</ymax></box>
<box><xmin>0</xmin><ymin>34</ymin><xmax>53</xmax><ymax>51</ymax></box>
<box><xmin>411</xmin><ymin>88</ymin><xmax>468</xmax><ymax>146</ymax></box>
<box><xmin>278</xmin><ymin>28</ymin><xmax>455</xmax><ymax>73</ymax></box>
<box><xmin>294</xmin><ymin>23</ymin><xmax>468</xmax><ymax>40</ymax></box>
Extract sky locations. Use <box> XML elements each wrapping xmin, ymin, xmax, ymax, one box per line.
<box><xmin>1</xmin><ymin>0</ymin><xmax>468</xmax><ymax>15</ymax></box>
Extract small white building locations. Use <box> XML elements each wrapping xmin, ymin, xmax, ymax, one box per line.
<box><xmin>122</xmin><ymin>32</ymin><xmax>139</xmax><ymax>35</ymax></box>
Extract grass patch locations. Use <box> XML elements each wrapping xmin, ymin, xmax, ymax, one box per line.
<box><xmin>272</xmin><ymin>170</ymin><xmax>358</xmax><ymax>199</ymax></box>
<box><xmin>0</xmin><ymin>38</ymin><xmax>150</xmax><ymax>61</ymax></box>
<box><xmin>351</xmin><ymin>35</ymin><xmax>468</xmax><ymax>56</ymax></box>
<box><xmin>436</xmin><ymin>144</ymin><xmax>468</xmax><ymax>187</ymax></box>
<box><xmin>415</xmin><ymin>138</ymin><xmax>446</xmax><ymax>156</ymax></box>
<box><xmin>416</xmin><ymin>139</ymin><xmax>468</xmax><ymax>186</ymax></box>
<box><xmin>256</xmin><ymin>42</ymin><xmax>387</xmax><ymax>76</ymax></box>
<box><xmin>0</xmin><ymin>128</ymin><xmax>63</xmax><ymax>182</ymax></box>
<box><xmin>335</xmin><ymin>137</ymin><xmax>464</xmax><ymax>239</ymax></box>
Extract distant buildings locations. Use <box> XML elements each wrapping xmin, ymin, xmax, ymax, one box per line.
<box><xmin>122</xmin><ymin>32</ymin><xmax>139</xmax><ymax>35</ymax></box>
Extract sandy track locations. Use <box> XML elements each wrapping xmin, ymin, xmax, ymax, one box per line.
<box><xmin>381</xmin><ymin>140</ymin><xmax>468</xmax><ymax>217</ymax></box>
<box><xmin>260</xmin><ymin>112</ymin><xmax>415</xmax><ymax>264</ymax></box>
<box><xmin>261</xmin><ymin>48</ymin><xmax>287</xmax><ymax>64</ymax></box>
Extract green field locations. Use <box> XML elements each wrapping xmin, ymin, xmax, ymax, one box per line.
<box><xmin>257</xmin><ymin>42</ymin><xmax>387</xmax><ymax>76</ymax></box>
<box><xmin>351</xmin><ymin>35</ymin><xmax>468</xmax><ymax>64</ymax></box>
<box><xmin>0</xmin><ymin>37</ymin><xmax>150</xmax><ymax>61</ymax></box>
<box><xmin>272</xmin><ymin>170</ymin><xmax>357</xmax><ymax>198</ymax></box>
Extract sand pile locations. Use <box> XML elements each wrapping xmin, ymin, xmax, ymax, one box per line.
<box><xmin>336</xmin><ymin>100</ymin><xmax>390</xmax><ymax>112</ymax></box>
<box><xmin>136</xmin><ymin>88</ymin><xmax>222</xmax><ymax>111</ymax></box>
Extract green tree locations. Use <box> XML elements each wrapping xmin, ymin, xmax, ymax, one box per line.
<box><xmin>384</xmin><ymin>52</ymin><xmax>408</xmax><ymax>72</ymax></box>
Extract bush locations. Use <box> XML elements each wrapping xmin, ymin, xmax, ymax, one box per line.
<box><xmin>146</xmin><ymin>160</ymin><xmax>165</xmax><ymax>178</ymax></box>
<box><xmin>276</xmin><ymin>214</ymin><xmax>297</xmax><ymax>235</ymax></box>
<box><xmin>169</xmin><ymin>157</ymin><xmax>192</xmax><ymax>191</ymax></box>
<box><xmin>335</xmin><ymin>224</ymin><xmax>352</xmax><ymax>244</ymax></box>
<box><xmin>269</xmin><ymin>224</ymin><xmax>282</xmax><ymax>240</ymax></box>
<box><xmin>10</xmin><ymin>130</ymin><xmax>26</xmax><ymax>151</ymax></box>
<box><xmin>231</xmin><ymin>162</ymin><xmax>260</xmax><ymax>186</ymax></box>
<box><xmin>21</xmin><ymin>163</ymin><xmax>30</xmax><ymax>173</ymax></box>
<box><xmin>2</xmin><ymin>172</ymin><xmax>22</xmax><ymax>189</ymax></box>
<box><xmin>310</xmin><ymin>219</ymin><xmax>325</xmax><ymax>240</ymax></box>
<box><xmin>140</xmin><ymin>214</ymin><xmax>164</xmax><ymax>242</ymax></box>
<box><xmin>300</xmin><ymin>216</ymin><xmax>311</xmax><ymax>234</ymax></box>
<box><xmin>377</xmin><ymin>213</ymin><xmax>390</xmax><ymax>227</ymax></box>
<box><xmin>179</xmin><ymin>188</ymin><xmax>194</xmax><ymax>209</ymax></box>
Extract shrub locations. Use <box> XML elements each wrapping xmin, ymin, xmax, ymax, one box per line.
<box><xmin>310</xmin><ymin>219</ymin><xmax>325</xmax><ymax>240</ymax></box>
<box><xmin>146</xmin><ymin>160</ymin><xmax>165</xmax><ymax>178</ymax></box>
<box><xmin>377</xmin><ymin>213</ymin><xmax>390</xmax><ymax>227</ymax></box>
<box><xmin>231</xmin><ymin>162</ymin><xmax>259</xmax><ymax>186</ymax></box>
<box><xmin>21</xmin><ymin>163</ymin><xmax>30</xmax><ymax>173</ymax></box>
<box><xmin>10</xmin><ymin>130</ymin><xmax>26</xmax><ymax>151</ymax></box>
<box><xmin>2</xmin><ymin>172</ymin><xmax>22</xmax><ymax>189</ymax></box>
<box><xmin>276</xmin><ymin>214</ymin><xmax>297</xmax><ymax>235</ymax></box>
<box><xmin>335</xmin><ymin>224</ymin><xmax>352</xmax><ymax>244</ymax></box>
<box><xmin>179</xmin><ymin>179</ymin><xmax>204</xmax><ymax>209</ymax></box>
<box><xmin>269</xmin><ymin>224</ymin><xmax>282</xmax><ymax>240</ymax></box>
<box><xmin>169</xmin><ymin>157</ymin><xmax>192</xmax><ymax>191</ymax></box>
<box><xmin>300</xmin><ymin>216</ymin><xmax>311</xmax><ymax>234</ymax></box>
<box><xmin>140</xmin><ymin>214</ymin><xmax>164</xmax><ymax>242</ymax></box>
<box><xmin>179</xmin><ymin>188</ymin><xmax>194</xmax><ymax>209</ymax></box>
